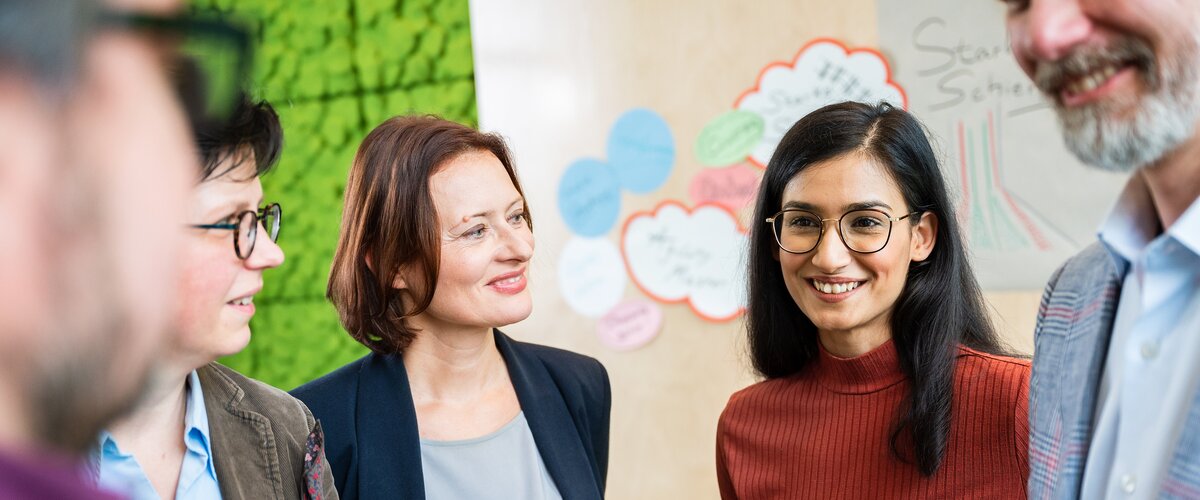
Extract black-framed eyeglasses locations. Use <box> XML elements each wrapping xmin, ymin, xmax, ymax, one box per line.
<box><xmin>765</xmin><ymin>208</ymin><xmax>923</xmax><ymax>254</ymax></box>
<box><xmin>97</xmin><ymin>9</ymin><xmax>252</xmax><ymax>124</ymax></box>
<box><xmin>190</xmin><ymin>203</ymin><xmax>281</xmax><ymax>260</ymax></box>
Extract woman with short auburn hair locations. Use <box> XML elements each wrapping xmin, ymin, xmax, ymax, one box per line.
<box><xmin>294</xmin><ymin>115</ymin><xmax>610</xmax><ymax>500</ymax></box>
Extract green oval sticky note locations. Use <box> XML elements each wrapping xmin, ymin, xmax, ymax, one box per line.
<box><xmin>694</xmin><ymin>110</ymin><xmax>765</xmax><ymax>167</ymax></box>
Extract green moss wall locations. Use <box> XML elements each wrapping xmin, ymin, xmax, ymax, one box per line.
<box><xmin>190</xmin><ymin>0</ymin><xmax>478</xmax><ymax>389</ymax></box>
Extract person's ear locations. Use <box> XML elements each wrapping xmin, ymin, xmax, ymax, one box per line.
<box><xmin>909</xmin><ymin>211</ymin><xmax>938</xmax><ymax>262</ymax></box>
<box><xmin>365</xmin><ymin>251</ymin><xmax>408</xmax><ymax>289</ymax></box>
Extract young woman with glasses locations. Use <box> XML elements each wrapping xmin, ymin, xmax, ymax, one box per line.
<box><xmin>716</xmin><ymin>101</ymin><xmax>1030</xmax><ymax>499</ymax></box>
<box><xmin>95</xmin><ymin>98</ymin><xmax>336</xmax><ymax>500</ymax></box>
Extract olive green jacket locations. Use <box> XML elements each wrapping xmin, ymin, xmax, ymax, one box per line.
<box><xmin>198</xmin><ymin>362</ymin><xmax>338</xmax><ymax>500</ymax></box>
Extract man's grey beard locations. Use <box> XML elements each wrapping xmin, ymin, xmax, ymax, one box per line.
<box><xmin>1036</xmin><ymin>35</ymin><xmax>1200</xmax><ymax>173</ymax></box>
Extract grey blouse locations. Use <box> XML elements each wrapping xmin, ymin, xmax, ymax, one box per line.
<box><xmin>419</xmin><ymin>412</ymin><xmax>562</xmax><ymax>500</ymax></box>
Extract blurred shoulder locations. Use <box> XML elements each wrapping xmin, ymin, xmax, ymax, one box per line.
<box><xmin>1049</xmin><ymin>241</ymin><xmax>1121</xmax><ymax>291</ymax></box>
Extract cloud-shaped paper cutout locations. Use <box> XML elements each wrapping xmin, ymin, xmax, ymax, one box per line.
<box><xmin>557</xmin><ymin>236</ymin><xmax>627</xmax><ymax>318</ymax></box>
<box><xmin>596</xmin><ymin>299</ymin><xmax>662</xmax><ymax>351</ymax></box>
<box><xmin>736</xmin><ymin>38</ymin><xmax>907</xmax><ymax>167</ymax></box>
<box><xmin>557</xmin><ymin>108</ymin><xmax>676</xmax><ymax>237</ymax></box>
<box><xmin>620</xmin><ymin>201</ymin><xmax>747</xmax><ymax>322</ymax></box>
<box><xmin>558</xmin><ymin>158</ymin><xmax>622</xmax><ymax>237</ymax></box>
<box><xmin>694</xmin><ymin>110</ymin><xmax>764</xmax><ymax>168</ymax></box>
<box><xmin>688</xmin><ymin>163</ymin><xmax>762</xmax><ymax>212</ymax></box>
<box><xmin>607</xmin><ymin>108</ymin><xmax>675</xmax><ymax>194</ymax></box>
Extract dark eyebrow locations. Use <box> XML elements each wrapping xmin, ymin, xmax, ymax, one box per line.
<box><xmin>845</xmin><ymin>201</ymin><xmax>893</xmax><ymax>212</ymax></box>
<box><xmin>781</xmin><ymin>200</ymin><xmax>818</xmax><ymax>211</ymax></box>
<box><xmin>780</xmin><ymin>200</ymin><xmax>894</xmax><ymax>213</ymax></box>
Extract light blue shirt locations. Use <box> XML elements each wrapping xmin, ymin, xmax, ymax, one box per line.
<box><xmin>1081</xmin><ymin>174</ymin><xmax>1200</xmax><ymax>499</ymax></box>
<box><xmin>97</xmin><ymin>370</ymin><xmax>223</xmax><ymax>500</ymax></box>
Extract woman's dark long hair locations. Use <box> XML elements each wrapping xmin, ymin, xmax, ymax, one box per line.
<box><xmin>746</xmin><ymin>101</ymin><xmax>1008</xmax><ymax>476</ymax></box>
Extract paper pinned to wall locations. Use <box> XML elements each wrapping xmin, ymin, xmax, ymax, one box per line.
<box><xmin>688</xmin><ymin>163</ymin><xmax>762</xmax><ymax>212</ymax></box>
<box><xmin>694</xmin><ymin>110</ymin><xmax>765</xmax><ymax>167</ymax></box>
<box><xmin>607</xmin><ymin>108</ymin><xmax>676</xmax><ymax>194</ymax></box>
<box><xmin>557</xmin><ymin>158</ymin><xmax>622</xmax><ymax>237</ymax></box>
<box><xmin>596</xmin><ymin>300</ymin><xmax>663</xmax><ymax>351</ymax></box>
<box><xmin>557</xmin><ymin>236</ymin><xmax>627</xmax><ymax>318</ymax></box>
<box><xmin>621</xmin><ymin>201</ymin><xmax>747</xmax><ymax>322</ymax></box>
<box><xmin>736</xmin><ymin>38</ymin><xmax>907</xmax><ymax>167</ymax></box>
<box><xmin>876</xmin><ymin>0</ymin><xmax>1127</xmax><ymax>289</ymax></box>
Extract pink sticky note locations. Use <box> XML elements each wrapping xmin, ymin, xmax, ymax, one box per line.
<box><xmin>688</xmin><ymin>163</ymin><xmax>762</xmax><ymax>212</ymax></box>
<box><xmin>596</xmin><ymin>300</ymin><xmax>663</xmax><ymax>351</ymax></box>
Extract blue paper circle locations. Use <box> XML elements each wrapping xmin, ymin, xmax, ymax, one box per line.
<box><xmin>557</xmin><ymin>158</ymin><xmax>621</xmax><ymax>237</ymax></box>
<box><xmin>606</xmin><ymin>108</ymin><xmax>675</xmax><ymax>194</ymax></box>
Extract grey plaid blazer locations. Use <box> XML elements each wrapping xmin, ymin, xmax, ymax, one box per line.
<box><xmin>1028</xmin><ymin>242</ymin><xmax>1200</xmax><ymax>499</ymax></box>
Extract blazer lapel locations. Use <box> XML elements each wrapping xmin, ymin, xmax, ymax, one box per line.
<box><xmin>354</xmin><ymin>354</ymin><xmax>425</xmax><ymax>500</ymax></box>
<box><xmin>1077</xmin><ymin>256</ymin><xmax>1128</xmax><ymax>418</ymax></box>
<box><xmin>199</xmin><ymin>364</ymin><xmax>284</xmax><ymax>500</ymax></box>
<box><xmin>495</xmin><ymin>330</ymin><xmax>600</xmax><ymax>500</ymax></box>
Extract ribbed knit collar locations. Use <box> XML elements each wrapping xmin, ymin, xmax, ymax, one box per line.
<box><xmin>813</xmin><ymin>338</ymin><xmax>907</xmax><ymax>394</ymax></box>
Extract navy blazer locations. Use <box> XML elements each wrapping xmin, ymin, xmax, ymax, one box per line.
<box><xmin>292</xmin><ymin>330</ymin><xmax>611</xmax><ymax>500</ymax></box>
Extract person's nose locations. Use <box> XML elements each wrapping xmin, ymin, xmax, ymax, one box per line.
<box><xmin>245</xmin><ymin>221</ymin><xmax>284</xmax><ymax>270</ymax></box>
<box><xmin>1018</xmin><ymin>0</ymin><xmax>1096</xmax><ymax>64</ymax></box>
<box><xmin>809</xmin><ymin>219</ymin><xmax>852</xmax><ymax>272</ymax></box>
<box><xmin>496</xmin><ymin>222</ymin><xmax>533</xmax><ymax>263</ymax></box>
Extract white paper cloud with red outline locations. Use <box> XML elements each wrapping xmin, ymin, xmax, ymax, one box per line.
<box><xmin>620</xmin><ymin>201</ymin><xmax>747</xmax><ymax>322</ymax></box>
<box><xmin>736</xmin><ymin>38</ymin><xmax>907</xmax><ymax>167</ymax></box>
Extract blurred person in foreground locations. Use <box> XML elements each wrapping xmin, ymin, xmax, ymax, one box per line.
<box><xmin>0</xmin><ymin>0</ymin><xmax>195</xmax><ymax>497</ymax></box>
<box><xmin>1000</xmin><ymin>0</ymin><xmax>1200</xmax><ymax>497</ymax></box>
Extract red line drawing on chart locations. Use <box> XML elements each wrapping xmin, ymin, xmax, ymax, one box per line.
<box><xmin>957</xmin><ymin>111</ymin><xmax>1051</xmax><ymax>252</ymax></box>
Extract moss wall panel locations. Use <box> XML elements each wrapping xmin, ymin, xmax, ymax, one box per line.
<box><xmin>190</xmin><ymin>0</ymin><xmax>477</xmax><ymax>388</ymax></box>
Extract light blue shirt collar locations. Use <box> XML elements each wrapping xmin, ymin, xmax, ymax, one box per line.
<box><xmin>178</xmin><ymin>370</ymin><xmax>216</xmax><ymax>493</ymax></box>
<box><xmin>96</xmin><ymin>370</ymin><xmax>222</xmax><ymax>500</ymax></box>
<box><xmin>1172</xmin><ymin>188</ymin><xmax>1200</xmax><ymax>257</ymax></box>
<box><xmin>1098</xmin><ymin>173</ymin><xmax>1200</xmax><ymax>265</ymax></box>
<box><xmin>182</xmin><ymin>369</ymin><xmax>212</xmax><ymax>454</ymax></box>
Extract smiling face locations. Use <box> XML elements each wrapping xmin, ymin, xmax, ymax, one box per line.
<box><xmin>1004</xmin><ymin>0</ymin><xmax>1200</xmax><ymax>171</ymax></box>
<box><xmin>405</xmin><ymin>150</ymin><xmax>534</xmax><ymax>334</ymax></box>
<box><xmin>776</xmin><ymin>153</ymin><xmax>936</xmax><ymax>350</ymax></box>
<box><xmin>174</xmin><ymin>152</ymin><xmax>283</xmax><ymax>368</ymax></box>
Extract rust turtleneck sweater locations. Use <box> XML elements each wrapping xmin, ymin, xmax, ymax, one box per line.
<box><xmin>716</xmin><ymin>339</ymin><xmax>1030</xmax><ymax>499</ymax></box>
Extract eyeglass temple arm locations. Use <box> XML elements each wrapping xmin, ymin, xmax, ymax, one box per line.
<box><xmin>190</xmin><ymin>223</ymin><xmax>238</xmax><ymax>230</ymax></box>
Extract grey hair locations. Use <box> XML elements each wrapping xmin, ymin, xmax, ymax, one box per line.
<box><xmin>0</xmin><ymin>0</ymin><xmax>94</xmax><ymax>92</ymax></box>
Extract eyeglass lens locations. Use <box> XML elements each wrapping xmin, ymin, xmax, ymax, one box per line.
<box><xmin>262</xmin><ymin>204</ymin><xmax>281</xmax><ymax>242</ymax></box>
<box><xmin>235</xmin><ymin>211</ymin><xmax>258</xmax><ymax>259</ymax></box>
<box><xmin>773</xmin><ymin>209</ymin><xmax>894</xmax><ymax>253</ymax></box>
